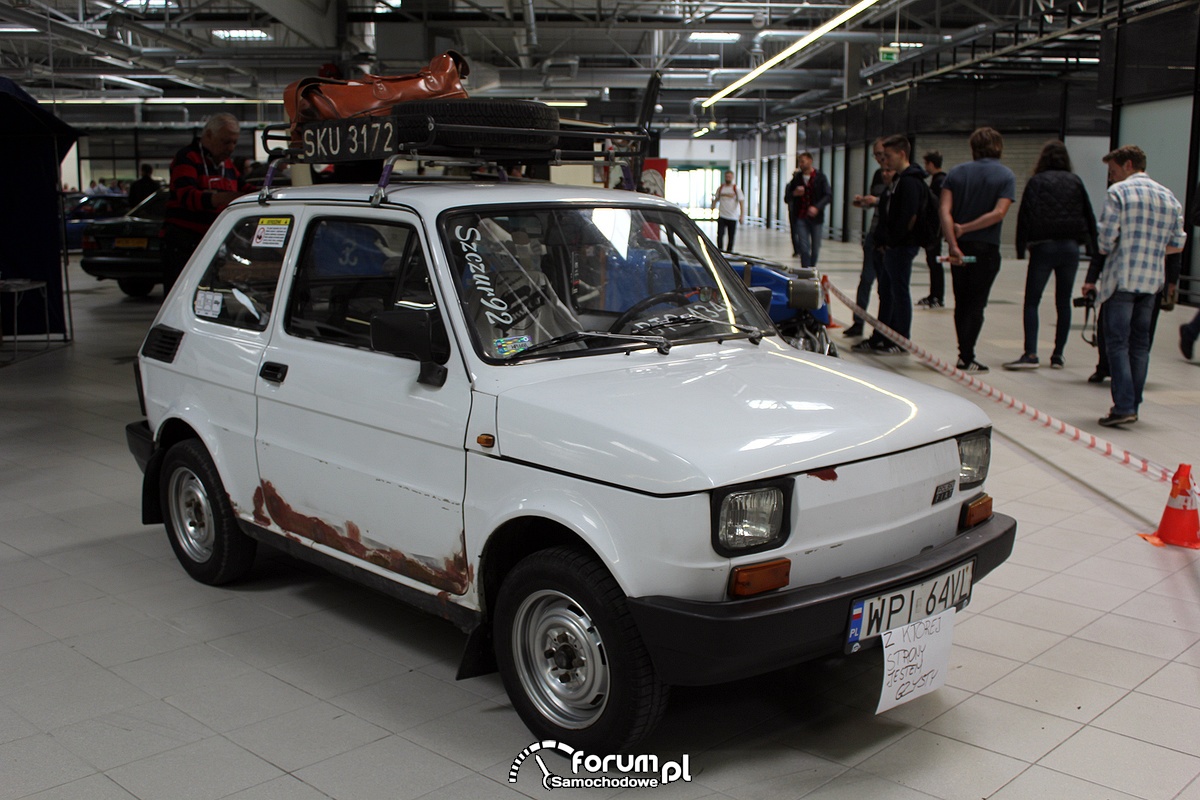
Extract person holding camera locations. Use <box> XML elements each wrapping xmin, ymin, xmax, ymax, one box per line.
<box><xmin>1082</xmin><ymin>145</ymin><xmax>1185</xmax><ymax>428</ymax></box>
<box><xmin>1003</xmin><ymin>140</ymin><xmax>1097</xmax><ymax>370</ymax></box>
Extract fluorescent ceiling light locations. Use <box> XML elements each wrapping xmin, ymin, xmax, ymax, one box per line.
<box><xmin>689</xmin><ymin>32</ymin><xmax>741</xmax><ymax>43</ymax></box>
<box><xmin>702</xmin><ymin>0</ymin><xmax>882</xmax><ymax>108</ymax></box>
<box><xmin>213</xmin><ymin>29</ymin><xmax>273</xmax><ymax>41</ymax></box>
<box><xmin>889</xmin><ymin>41</ymin><xmax>924</xmax><ymax>49</ymax></box>
<box><xmin>544</xmin><ymin>100</ymin><xmax>588</xmax><ymax>107</ymax></box>
<box><xmin>692</xmin><ymin>128</ymin><xmax>710</xmax><ymax>138</ymax></box>
<box><xmin>0</xmin><ymin>25</ymin><xmax>39</xmax><ymax>33</ymax></box>
<box><xmin>118</xmin><ymin>0</ymin><xmax>179</xmax><ymax>7</ymax></box>
<box><xmin>375</xmin><ymin>0</ymin><xmax>402</xmax><ymax>10</ymax></box>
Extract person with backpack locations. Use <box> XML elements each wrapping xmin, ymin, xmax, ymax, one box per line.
<box><xmin>711</xmin><ymin>170</ymin><xmax>745</xmax><ymax>252</ymax></box>
<box><xmin>852</xmin><ymin>133</ymin><xmax>929</xmax><ymax>355</ymax></box>
<box><xmin>1003</xmin><ymin>140</ymin><xmax>1098</xmax><ymax>370</ymax></box>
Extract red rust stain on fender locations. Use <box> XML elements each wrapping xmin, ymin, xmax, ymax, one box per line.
<box><xmin>252</xmin><ymin>486</ymin><xmax>271</xmax><ymax>526</ymax></box>
<box><xmin>257</xmin><ymin>480</ymin><xmax>470</xmax><ymax>595</ymax></box>
<box><xmin>807</xmin><ymin>468</ymin><xmax>838</xmax><ymax>482</ymax></box>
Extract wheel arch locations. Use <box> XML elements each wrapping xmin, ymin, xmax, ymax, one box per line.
<box><xmin>457</xmin><ymin>515</ymin><xmax>606</xmax><ymax>680</ymax></box>
<box><xmin>140</xmin><ymin>417</ymin><xmax>203</xmax><ymax>524</ymax></box>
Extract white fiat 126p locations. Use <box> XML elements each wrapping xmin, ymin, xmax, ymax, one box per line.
<box><xmin>128</xmin><ymin>171</ymin><xmax>1014</xmax><ymax>752</ymax></box>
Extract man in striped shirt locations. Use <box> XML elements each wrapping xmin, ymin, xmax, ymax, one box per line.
<box><xmin>1082</xmin><ymin>145</ymin><xmax>1185</xmax><ymax>428</ymax></box>
<box><xmin>161</xmin><ymin>113</ymin><xmax>247</xmax><ymax>293</ymax></box>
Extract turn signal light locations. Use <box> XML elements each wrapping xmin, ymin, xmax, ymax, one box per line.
<box><xmin>729</xmin><ymin>558</ymin><xmax>791</xmax><ymax>598</ymax></box>
<box><xmin>960</xmin><ymin>494</ymin><xmax>993</xmax><ymax>530</ymax></box>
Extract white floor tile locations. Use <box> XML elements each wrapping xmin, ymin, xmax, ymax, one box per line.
<box><xmin>1039</xmin><ymin>727</ymin><xmax>1200</xmax><ymax>800</ymax></box>
<box><xmin>106</xmin><ymin>736</ymin><xmax>283</xmax><ymax>800</ymax></box>
<box><xmin>922</xmin><ymin>694</ymin><xmax>1082</xmax><ymax>762</ymax></box>
<box><xmin>294</xmin><ymin>735</ymin><xmax>472</xmax><ymax>800</ymax></box>
<box><xmin>857</xmin><ymin>730</ymin><xmax>1027</xmax><ymax>799</ymax></box>
<box><xmin>225</xmin><ymin>701</ymin><xmax>389</xmax><ymax>772</ymax></box>
<box><xmin>1030</xmin><ymin>636</ymin><xmax>1167</xmax><ymax>688</ymax></box>
<box><xmin>988</xmin><ymin>765</ymin><xmax>1143</xmax><ymax>800</ymax></box>
<box><xmin>980</xmin><ymin>664</ymin><xmax>1127</xmax><ymax>723</ymax></box>
<box><xmin>0</xmin><ymin>735</ymin><xmax>96</xmax><ymax>800</ymax></box>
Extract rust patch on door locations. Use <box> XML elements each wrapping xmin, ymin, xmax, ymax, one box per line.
<box><xmin>807</xmin><ymin>468</ymin><xmax>838</xmax><ymax>482</ymax></box>
<box><xmin>256</xmin><ymin>480</ymin><xmax>469</xmax><ymax>594</ymax></box>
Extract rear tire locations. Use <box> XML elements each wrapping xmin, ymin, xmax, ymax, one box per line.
<box><xmin>118</xmin><ymin>278</ymin><xmax>156</xmax><ymax>297</ymax></box>
<box><xmin>160</xmin><ymin>439</ymin><xmax>257</xmax><ymax>585</ymax></box>
<box><xmin>494</xmin><ymin>546</ymin><xmax>668</xmax><ymax>752</ymax></box>
<box><xmin>391</xmin><ymin>98</ymin><xmax>559</xmax><ymax>150</ymax></box>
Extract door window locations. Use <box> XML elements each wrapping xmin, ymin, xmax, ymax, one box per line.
<box><xmin>285</xmin><ymin>217</ymin><xmax>431</xmax><ymax>349</ymax></box>
<box><xmin>192</xmin><ymin>215</ymin><xmax>292</xmax><ymax>331</ymax></box>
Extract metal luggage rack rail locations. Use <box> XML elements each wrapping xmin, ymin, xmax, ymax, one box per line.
<box><xmin>257</xmin><ymin>111</ymin><xmax>651</xmax><ymax>206</ymax></box>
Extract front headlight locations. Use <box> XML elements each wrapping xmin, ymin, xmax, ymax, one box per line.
<box><xmin>957</xmin><ymin>429</ymin><xmax>991</xmax><ymax>490</ymax></box>
<box><xmin>712</xmin><ymin>480</ymin><xmax>792</xmax><ymax>556</ymax></box>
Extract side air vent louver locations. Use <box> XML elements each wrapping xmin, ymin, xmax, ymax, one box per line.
<box><xmin>141</xmin><ymin>325</ymin><xmax>184</xmax><ymax>363</ymax></box>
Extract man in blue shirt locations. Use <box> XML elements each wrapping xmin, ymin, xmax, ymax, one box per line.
<box><xmin>1082</xmin><ymin>145</ymin><xmax>1185</xmax><ymax>427</ymax></box>
<box><xmin>939</xmin><ymin>127</ymin><xmax>1017</xmax><ymax>374</ymax></box>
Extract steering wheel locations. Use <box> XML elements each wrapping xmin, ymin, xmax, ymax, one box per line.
<box><xmin>608</xmin><ymin>290</ymin><xmax>692</xmax><ymax>333</ymax></box>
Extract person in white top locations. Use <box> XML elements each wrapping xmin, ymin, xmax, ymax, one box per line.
<box><xmin>712</xmin><ymin>170</ymin><xmax>745</xmax><ymax>252</ymax></box>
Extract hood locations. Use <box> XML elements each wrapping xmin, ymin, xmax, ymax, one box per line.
<box><xmin>492</xmin><ymin>341</ymin><xmax>990</xmax><ymax>494</ymax></box>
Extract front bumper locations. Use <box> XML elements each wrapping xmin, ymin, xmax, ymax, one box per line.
<box><xmin>627</xmin><ymin>512</ymin><xmax>1016</xmax><ymax>686</ymax></box>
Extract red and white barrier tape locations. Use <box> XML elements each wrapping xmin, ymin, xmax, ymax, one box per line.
<box><xmin>822</xmin><ymin>275</ymin><xmax>1175</xmax><ymax>484</ymax></box>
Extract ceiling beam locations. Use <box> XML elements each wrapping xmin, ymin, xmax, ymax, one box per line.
<box><xmin>242</xmin><ymin>0</ymin><xmax>338</xmax><ymax>49</ymax></box>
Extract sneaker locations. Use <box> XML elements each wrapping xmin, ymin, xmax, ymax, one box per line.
<box><xmin>915</xmin><ymin>296</ymin><xmax>944</xmax><ymax>308</ymax></box>
<box><xmin>1098</xmin><ymin>412</ymin><xmax>1137</xmax><ymax>427</ymax></box>
<box><xmin>1050</xmin><ymin>354</ymin><xmax>1065</xmax><ymax>369</ymax></box>
<box><xmin>875</xmin><ymin>343</ymin><xmax>907</xmax><ymax>355</ymax></box>
<box><xmin>1002</xmin><ymin>354</ymin><xmax>1039</xmax><ymax>370</ymax></box>
<box><xmin>1087</xmin><ymin>370</ymin><xmax>1109</xmax><ymax>384</ymax></box>
<box><xmin>1181</xmin><ymin>325</ymin><xmax>1195</xmax><ymax>361</ymax></box>
<box><xmin>851</xmin><ymin>339</ymin><xmax>878</xmax><ymax>353</ymax></box>
<box><xmin>956</xmin><ymin>359</ymin><xmax>989</xmax><ymax>374</ymax></box>
<box><xmin>843</xmin><ymin>323</ymin><xmax>864</xmax><ymax>338</ymax></box>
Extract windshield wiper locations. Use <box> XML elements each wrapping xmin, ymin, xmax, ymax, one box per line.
<box><xmin>635</xmin><ymin>314</ymin><xmax>764</xmax><ymax>344</ymax></box>
<box><xmin>505</xmin><ymin>330</ymin><xmax>671</xmax><ymax>361</ymax></box>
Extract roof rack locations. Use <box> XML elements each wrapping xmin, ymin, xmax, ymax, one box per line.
<box><xmin>257</xmin><ymin>73</ymin><xmax>663</xmax><ymax>205</ymax></box>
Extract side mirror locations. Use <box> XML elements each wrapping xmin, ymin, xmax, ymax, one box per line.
<box><xmin>369</xmin><ymin>306</ymin><xmax>451</xmax><ymax>387</ymax></box>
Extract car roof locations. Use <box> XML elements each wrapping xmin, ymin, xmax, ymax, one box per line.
<box><xmin>233</xmin><ymin>181</ymin><xmax>680</xmax><ymax>218</ymax></box>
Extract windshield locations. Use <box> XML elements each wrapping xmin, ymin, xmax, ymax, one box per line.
<box><xmin>442</xmin><ymin>205</ymin><xmax>773</xmax><ymax>361</ymax></box>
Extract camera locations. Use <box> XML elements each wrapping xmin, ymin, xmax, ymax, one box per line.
<box><xmin>1073</xmin><ymin>289</ymin><xmax>1096</xmax><ymax>309</ymax></box>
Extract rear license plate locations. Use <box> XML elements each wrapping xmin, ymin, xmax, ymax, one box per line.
<box><xmin>846</xmin><ymin>560</ymin><xmax>973</xmax><ymax>651</ymax></box>
<box><xmin>114</xmin><ymin>237</ymin><xmax>148</xmax><ymax>249</ymax></box>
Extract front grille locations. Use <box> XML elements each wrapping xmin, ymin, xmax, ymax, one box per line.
<box><xmin>141</xmin><ymin>325</ymin><xmax>184</xmax><ymax>363</ymax></box>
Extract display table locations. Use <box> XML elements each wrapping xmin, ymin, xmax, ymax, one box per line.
<box><xmin>0</xmin><ymin>279</ymin><xmax>50</xmax><ymax>360</ymax></box>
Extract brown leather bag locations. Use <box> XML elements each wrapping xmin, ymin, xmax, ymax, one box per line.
<box><xmin>284</xmin><ymin>51</ymin><xmax>470</xmax><ymax>144</ymax></box>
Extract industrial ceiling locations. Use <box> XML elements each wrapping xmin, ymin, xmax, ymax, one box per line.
<box><xmin>0</xmin><ymin>0</ymin><xmax>1153</xmax><ymax>138</ymax></box>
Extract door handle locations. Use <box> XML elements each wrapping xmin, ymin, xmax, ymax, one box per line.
<box><xmin>260</xmin><ymin>361</ymin><xmax>289</xmax><ymax>384</ymax></box>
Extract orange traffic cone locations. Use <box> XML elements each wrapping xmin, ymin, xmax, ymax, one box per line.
<box><xmin>1139</xmin><ymin>464</ymin><xmax>1200</xmax><ymax>549</ymax></box>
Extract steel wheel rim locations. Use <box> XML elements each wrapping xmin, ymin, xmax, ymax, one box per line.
<box><xmin>168</xmin><ymin>466</ymin><xmax>215</xmax><ymax>563</ymax></box>
<box><xmin>511</xmin><ymin>589</ymin><xmax>609</xmax><ymax>730</ymax></box>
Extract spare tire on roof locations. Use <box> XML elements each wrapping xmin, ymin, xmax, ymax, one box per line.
<box><xmin>392</xmin><ymin>98</ymin><xmax>559</xmax><ymax>151</ymax></box>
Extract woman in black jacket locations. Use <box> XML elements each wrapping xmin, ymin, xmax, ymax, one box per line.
<box><xmin>1004</xmin><ymin>140</ymin><xmax>1098</xmax><ymax>370</ymax></box>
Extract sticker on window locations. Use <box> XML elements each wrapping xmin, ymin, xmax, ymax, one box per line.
<box><xmin>253</xmin><ymin>218</ymin><xmax>291</xmax><ymax>248</ymax></box>
<box><xmin>194</xmin><ymin>290</ymin><xmax>223</xmax><ymax>318</ymax></box>
<box><xmin>494</xmin><ymin>335</ymin><xmax>532</xmax><ymax>357</ymax></box>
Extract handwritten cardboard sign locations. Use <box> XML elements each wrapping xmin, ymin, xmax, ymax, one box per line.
<box><xmin>876</xmin><ymin>607</ymin><xmax>955</xmax><ymax>714</ymax></box>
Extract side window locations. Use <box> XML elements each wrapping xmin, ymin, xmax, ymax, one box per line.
<box><xmin>286</xmin><ymin>218</ymin><xmax>429</xmax><ymax>349</ymax></box>
<box><xmin>192</xmin><ymin>215</ymin><xmax>291</xmax><ymax>331</ymax></box>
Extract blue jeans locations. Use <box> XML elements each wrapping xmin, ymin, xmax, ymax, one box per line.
<box><xmin>854</xmin><ymin>230</ymin><xmax>882</xmax><ymax>326</ymax></box>
<box><xmin>793</xmin><ymin>217</ymin><xmax>823</xmax><ymax>268</ymax></box>
<box><xmin>1103</xmin><ymin>291</ymin><xmax>1156</xmax><ymax>415</ymax></box>
<box><xmin>870</xmin><ymin>245</ymin><xmax>919</xmax><ymax>344</ymax></box>
<box><xmin>1023</xmin><ymin>240</ymin><xmax>1080</xmax><ymax>357</ymax></box>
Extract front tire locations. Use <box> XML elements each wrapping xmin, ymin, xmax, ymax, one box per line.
<box><xmin>160</xmin><ymin>439</ymin><xmax>257</xmax><ymax>585</ymax></box>
<box><xmin>495</xmin><ymin>546</ymin><xmax>668</xmax><ymax>752</ymax></box>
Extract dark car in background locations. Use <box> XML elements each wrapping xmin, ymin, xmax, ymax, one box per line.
<box><xmin>64</xmin><ymin>194</ymin><xmax>131</xmax><ymax>249</ymax></box>
<box><xmin>80</xmin><ymin>190</ymin><xmax>167</xmax><ymax>297</ymax></box>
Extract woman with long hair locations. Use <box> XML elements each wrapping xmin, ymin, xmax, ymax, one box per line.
<box><xmin>1004</xmin><ymin>140</ymin><xmax>1098</xmax><ymax>369</ymax></box>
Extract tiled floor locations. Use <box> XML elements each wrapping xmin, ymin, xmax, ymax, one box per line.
<box><xmin>1</xmin><ymin>227</ymin><xmax>1199</xmax><ymax>799</ymax></box>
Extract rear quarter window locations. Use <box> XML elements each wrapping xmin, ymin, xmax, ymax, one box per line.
<box><xmin>192</xmin><ymin>215</ymin><xmax>292</xmax><ymax>331</ymax></box>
